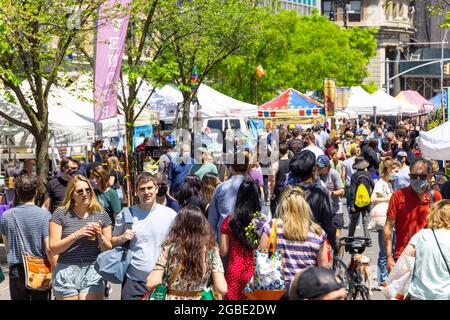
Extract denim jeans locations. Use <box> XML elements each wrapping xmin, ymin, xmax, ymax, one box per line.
<box><xmin>377</xmin><ymin>230</ymin><xmax>387</xmax><ymax>284</ymax></box>
<box><xmin>377</xmin><ymin>229</ymin><xmax>396</xmax><ymax>285</ymax></box>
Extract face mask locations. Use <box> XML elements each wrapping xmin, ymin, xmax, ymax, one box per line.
<box><xmin>389</xmin><ymin>173</ymin><xmax>398</xmax><ymax>181</ymax></box>
<box><xmin>90</xmin><ymin>179</ymin><xmax>99</xmax><ymax>189</ymax></box>
<box><xmin>410</xmin><ymin>178</ymin><xmax>428</xmax><ymax>193</ymax></box>
<box><xmin>156</xmin><ymin>185</ymin><xmax>168</xmax><ymax>197</ymax></box>
<box><xmin>67</xmin><ymin>169</ymin><xmax>78</xmax><ymax>177</ymax></box>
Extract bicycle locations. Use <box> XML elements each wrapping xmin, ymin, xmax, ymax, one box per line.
<box><xmin>332</xmin><ymin>236</ymin><xmax>371</xmax><ymax>300</ymax></box>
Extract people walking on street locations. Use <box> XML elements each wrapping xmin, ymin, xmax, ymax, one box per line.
<box><xmin>168</xmin><ymin>143</ymin><xmax>195</xmax><ymax>195</ymax></box>
<box><xmin>270</xmin><ymin>143</ymin><xmax>291</xmax><ymax>215</ymax></box>
<box><xmin>208</xmin><ymin>152</ymin><xmax>249</xmax><ymax>244</ymax></box>
<box><xmin>49</xmin><ymin>174</ymin><xmax>112</xmax><ymax>300</ymax></box>
<box><xmin>1</xmin><ymin>174</ymin><xmax>55</xmax><ymax>300</ymax></box>
<box><xmin>43</xmin><ymin>157</ymin><xmax>79</xmax><ymax>213</ymax></box>
<box><xmin>106</xmin><ymin>156</ymin><xmax>125</xmax><ymax>203</ymax></box>
<box><xmin>220</xmin><ymin>177</ymin><xmax>261</xmax><ymax>300</ymax></box>
<box><xmin>343</xmin><ymin>146</ymin><xmax>359</xmax><ymax>216</ymax></box>
<box><xmin>259</xmin><ymin>185</ymin><xmax>329</xmax><ymax>288</ymax></box>
<box><xmin>288</xmin><ymin>150</ymin><xmax>336</xmax><ymax>251</ymax></box>
<box><xmin>176</xmin><ymin>174</ymin><xmax>208</xmax><ymax>214</ymax></box>
<box><xmin>316</xmin><ymin>155</ymin><xmax>345</xmax><ymax>253</ymax></box>
<box><xmin>392</xmin><ymin>151</ymin><xmax>410</xmax><ymax>191</ymax></box>
<box><xmin>155</xmin><ymin>173</ymin><xmax>180</xmax><ymax>213</ymax></box>
<box><xmin>402</xmin><ymin>199</ymin><xmax>450</xmax><ymax>300</ymax></box>
<box><xmin>91</xmin><ymin>166</ymin><xmax>121</xmax><ymax>224</ymax></box>
<box><xmin>348</xmin><ymin>156</ymin><xmax>374</xmax><ymax>245</ymax></box>
<box><xmin>112</xmin><ymin>172</ymin><xmax>177</xmax><ymax>300</ymax></box>
<box><xmin>201</xmin><ymin>173</ymin><xmax>221</xmax><ymax>214</ymax></box>
<box><xmin>384</xmin><ymin>158</ymin><xmax>441</xmax><ymax>272</ymax></box>
<box><xmin>370</xmin><ymin>159</ymin><xmax>399</xmax><ymax>287</ymax></box>
<box><xmin>190</xmin><ymin>147</ymin><xmax>218</xmax><ymax>179</ymax></box>
<box><xmin>146</xmin><ymin>204</ymin><xmax>227</xmax><ymax>300</ymax></box>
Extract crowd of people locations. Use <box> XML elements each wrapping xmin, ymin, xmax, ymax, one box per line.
<box><xmin>1</xmin><ymin>117</ymin><xmax>449</xmax><ymax>300</ymax></box>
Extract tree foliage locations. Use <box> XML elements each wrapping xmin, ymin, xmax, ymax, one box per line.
<box><xmin>157</xmin><ymin>0</ymin><xmax>265</xmax><ymax>128</ymax></box>
<box><xmin>0</xmin><ymin>0</ymin><xmax>105</xmax><ymax>186</ymax></box>
<box><xmin>208</xmin><ymin>10</ymin><xmax>378</xmax><ymax>104</ymax></box>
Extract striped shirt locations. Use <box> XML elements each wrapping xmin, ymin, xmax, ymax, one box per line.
<box><xmin>263</xmin><ymin>219</ymin><xmax>326</xmax><ymax>285</ymax></box>
<box><xmin>0</xmin><ymin>204</ymin><xmax>51</xmax><ymax>265</ymax></box>
<box><xmin>51</xmin><ymin>207</ymin><xmax>112</xmax><ymax>264</ymax></box>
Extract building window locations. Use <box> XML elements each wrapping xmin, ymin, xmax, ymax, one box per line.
<box><xmin>348</xmin><ymin>1</ymin><xmax>362</xmax><ymax>22</ymax></box>
<box><xmin>323</xmin><ymin>1</ymin><xmax>332</xmax><ymax>19</ymax></box>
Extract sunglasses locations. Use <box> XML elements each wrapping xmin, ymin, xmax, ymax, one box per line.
<box><xmin>75</xmin><ymin>188</ymin><xmax>91</xmax><ymax>196</ymax></box>
<box><xmin>409</xmin><ymin>173</ymin><xmax>428</xmax><ymax>180</ymax></box>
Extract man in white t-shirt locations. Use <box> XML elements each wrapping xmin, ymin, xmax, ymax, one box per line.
<box><xmin>303</xmin><ymin>132</ymin><xmax>324</xmax><ymax>159</ymax></box>
<box><xmin>112</xmin><ymin>173</ymin><xmax>177</xmax><ymax>300</ymax></box>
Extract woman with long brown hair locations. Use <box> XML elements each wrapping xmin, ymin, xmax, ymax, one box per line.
<box><xmin>106</xmin><ymin>156</ymin><xmax>124</xmax><ymax>201</ymax></box>
<box><xmin>201</xmin><ymin>173</ymin><xmax>220</xmax><ymax>214</ymax></box>
<box><xmin>49</xmin><ymin>175</ymin><xmax>112</xmax><ymax>300</ymax></box>
<box><xmin>91</xmin><ymin>165</ymin><xmax>121</xmax><ymax>223</ymax></box>
<box><xmin>146</xmin><ymin>204</ymin><xmax>227</xmax><ymax>300</ymax></box>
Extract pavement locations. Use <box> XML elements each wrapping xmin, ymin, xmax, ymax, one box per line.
<box><xmin>0</xmin><ymin>206</ymin><xmax>386</xmax><ymax>300</ymax></box>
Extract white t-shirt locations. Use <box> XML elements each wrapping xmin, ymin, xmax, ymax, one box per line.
<box><xmin>113</xmin><ymin>203</ymin><xmax>177</xmax><ymax>282</ymax></box>
<box><xmin>408</xmin><ymin>228</ymin><xmax>450</xmax><ymax>300</ymax></box>
<box><xmin>303</xmin><ymin>145</ymin><xmax>324</xmax><ymax>160</ymax></box>
<box><xmin>372</xmin><ymin>179</ymin><xmax>393</xmax><ymax>199</ymax></box>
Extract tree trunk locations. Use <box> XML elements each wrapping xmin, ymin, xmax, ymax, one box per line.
<box><xmin>35</xmin><ymin>126</ymin><xmax>49</xmax><ymax>206</ymax></box>
<box><xmin>181</xmin><ymin>91</ymin><xmax>192</xmax><ymax>130</ymax></box>
<box><xmin>125</xmin><ymin>105</ymin><xmax>135</xmax><ymax>154</ymax></box>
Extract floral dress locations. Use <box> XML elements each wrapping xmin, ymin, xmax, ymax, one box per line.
<box><xmin>153</xmin><ymin>243</ymin><xmax>224</xmax><ymax>300</ymax></box>
<box><xmin>221</xmin><ymin>215</ymin><xmax>254</xmax><ymax>300</ymax></box>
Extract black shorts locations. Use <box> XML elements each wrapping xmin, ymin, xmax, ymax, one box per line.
<box><xmin>333</xmin><ymin>213</ymin><xmax>344</xmax><ymax>229</ymax></box>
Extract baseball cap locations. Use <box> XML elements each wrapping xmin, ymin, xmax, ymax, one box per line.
<box><xmin>316</xmin><ymin>155</ymin><xmax>330</xmax><ymax>168</ymax></box>
<box><xmin>292</xmin><ymin>267</ymin><xmax>344</xmax><ymax>300</ymax></box>
<box><xmin>290</xmin><ymin>150</ymin><xmax>316</xmax><ymax>179</ymax></box>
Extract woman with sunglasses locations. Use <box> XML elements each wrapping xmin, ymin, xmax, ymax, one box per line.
<box><xmin>49</xmin><ymin>175</ymin><xmax>112</xmax><ymax>300</ymax></box>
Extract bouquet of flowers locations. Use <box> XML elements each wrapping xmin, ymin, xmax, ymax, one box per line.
<box><xmin>244</xmin><ymin>211</ymin><xmax>268</xmax><ymax>249</ymax></box>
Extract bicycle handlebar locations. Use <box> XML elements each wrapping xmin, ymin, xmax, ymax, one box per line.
<box><xmin>339</xmin><ymin>236</ymin><xmax>370</xmax><ymax>244</ymax></box>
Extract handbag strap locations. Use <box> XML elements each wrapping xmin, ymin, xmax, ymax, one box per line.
<box><xmin>432</xmin><ymin>229</ymin><xmax>450</xmax><ymax>276</ymax></box>
<box><xmin>267</xmin><ymin>218</ymin><xmax>278</xmax><ymax>253</ymax></box>
<box><xmin>11</xmin><ymin>209</ymin><xmax>27</xmax><ymax>257</ymax></box>
<box><xmin>122</xmin><ymin>207</ymin><xmax>134</xmax><ymax>250</ymax></box>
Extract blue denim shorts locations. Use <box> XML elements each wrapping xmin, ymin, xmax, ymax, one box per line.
<box><xmin>52</xmin><ymin>262</ymin><xmax>104</xmax><ymax>297</ymax></box>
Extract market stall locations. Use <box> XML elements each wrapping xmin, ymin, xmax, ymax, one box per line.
<box><xmin>257</xmin><ymin>88</ymin><xmax>325</xmax><ymax>126</ymax></box>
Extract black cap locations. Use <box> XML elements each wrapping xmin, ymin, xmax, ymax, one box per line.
<box><xmin>289</xmin><ymin>150</ymin><xmax>316</xmax><ymax>179</ymax></box>
<box><xmin>294</xmin><ymin>267</ymin><xmax>343</xmax><ymax>300</ymax></box>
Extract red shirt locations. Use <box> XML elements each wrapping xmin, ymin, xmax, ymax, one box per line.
<box><xmin>387</xmin><ymin>186</ymin><xmax>441</xmax><ymax>259</ymax></box>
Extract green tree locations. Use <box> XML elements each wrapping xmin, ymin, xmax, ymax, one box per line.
<box><xmin>158</xmin><ymin>0</ymin><xmax>265</xmax><ymax>129</ymax></box>
<box><xmin>0</xmin><ymin>0</ymin><xmax>106</xmax><ymax>187</ymax></box>
<box><xmin>209</xmin><ymin>10</ymin><xmax>378</xmax><ymax>104</ymax></box>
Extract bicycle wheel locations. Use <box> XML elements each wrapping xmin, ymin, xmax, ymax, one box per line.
<box><xmin>351</xmin><ymin>284</ymin><xmax>370</xmax><ymax>300</ymax></box>
<box><xmin>333</xmin><ymin>257</ymin><xmax>351</xmax><ymax>295</ymax></box>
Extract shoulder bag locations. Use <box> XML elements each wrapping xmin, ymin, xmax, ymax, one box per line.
<box><xmin>201</xmin><ymin>249</ymin><xmax>220</xmax><ymax>300</ymax></box>
<box><xmin>243</xmin><ymin>218</ymin><xmax>286</xmax><ymax>300</ymax></box>
<box><xmin>94</xmin><ymin>207</ymin><xmax>134</xmax><ymax>284</ymax></box>
<box><xmin>142</xmin><ymin>245</ymin><xmax>175</xmax><ymax>300</ymax></box>
<box><xmin>12</xmin><ymin>209</ymin><xmax>52</xmax><ymax>291</ymax></box>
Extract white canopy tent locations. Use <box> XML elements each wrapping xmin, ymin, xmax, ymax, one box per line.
<box><xmin>418</xmin><ymin>121</ymin><xmax>450</xmax><ymax>160</ymax></box>
<box><xmin>197</xmin><ymin>84</ymin><xmax>257</xmax><ymax>118</ymax></box>
<box><xmin>371</xmin><ymin>90</ymin><xmax>417</xmax><ymax>115</ymax></box>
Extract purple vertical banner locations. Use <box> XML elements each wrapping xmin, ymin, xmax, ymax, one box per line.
<box><xmin>94</xmin><ymin>0</ymin><xmax>131</xmax><ymax>122</ymax></box>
